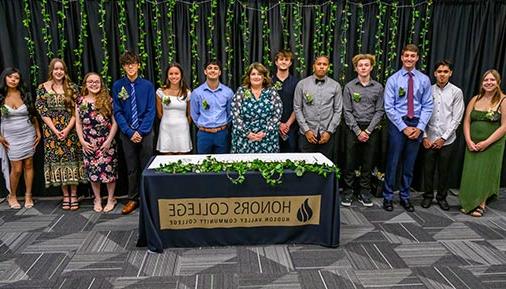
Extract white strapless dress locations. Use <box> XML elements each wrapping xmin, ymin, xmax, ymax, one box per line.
<box><xmin>156</xmin><ymin>89</ymin><xmax>192</xmax><ymax>153</ymax></box>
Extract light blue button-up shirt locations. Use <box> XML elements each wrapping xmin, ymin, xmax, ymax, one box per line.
<box><xmin>384</xmin><ymin>68</ymin><xmax>433</xmax><ymax>132</ymax></box>
<box><xmin>190</xmin><ymin>82</ymin><xmax>234</xmax><ymax>128</ymax></box>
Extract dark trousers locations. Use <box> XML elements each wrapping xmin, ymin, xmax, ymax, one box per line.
<box><xmin>383</xmin><ymin>118</ymin><xmax>422</xmax><ymax>201</ymax></box>
<box><xmin>279</xmin><ymin>128</ymin><xmax>298</xmax><ymax>152</ymax></box>
<box><xmin>298</xmin><ymin>132</ymin><xmax>336</xmax><ymax>161</ymax></box>
<box><xmin>423</xmin><ymin>143</ymin><xmax>454</xmax><ymax>200</ymax></box>
<box><xmin>120</xmin><ymin>131</ymin><xmax>154</xmax><ymax>201</ymax></box>
<box><xmin>343</xmin><ymin>125</ymin><xmax>379</xmax><ymax>196</ymax></box>
<box><xmin>196</xmin><ymin>130</ymin><xmax>229</xmax><ymax>154</ymax></box>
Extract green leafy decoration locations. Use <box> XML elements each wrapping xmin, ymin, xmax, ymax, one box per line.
<box><xmin>207</xmin><ymin>0</ymin><xmax>218</xmax><ymax>60</ymax></box>
<box><xmin>73</xmin><ymin>0</ymin><xmax>88</xmax><ymax>83</ymax></box>
<box><xmin>165</xmin><ymin>0</ymin><xmax>177</xmax><ymax>63</ymax></box>
<box><xmin>57</xmin><ymin>0</ymin><xmax>68</xmax><ymax>58</ymax></box>
<box><xmin>313</xmin><ymin>4</ymin><xmax>325</xmax><ymax>56</ymax></box>
<box><xmin>241</xmin><ymin>2</ymin><xmax>250</xmax><ymax>70</ymax></box>
<box><xmin>419</xmin><ymin>0</ymin><xmax>433</xmax><ymax>71</ymax></box>
<box><xmin>40</xmin><ymin>0</ymin><xmax>53</xmax><ymax>59</ymax></box>
<box><xmin>356</xmin><ymin>2</ymin><xmax>365</xmax><ymax>53</ymax></box>
<box><xmin>325</xmin><ymin>3</ymin><xmax>338</xmax><ymax>75</ymax></box>
<box><xmin>22</xmin><ymin>0</ymin><xmax>39</xmax><ymax>86</ymax></box>
<box><xmin>224</xmin><ymin>0</ymin><xmax>235</xmax><ymax>83</ymax></box>
<box><xmin>157</xmin><ymin>157</ymin><xmax>340</xmax><ymax>186</ymax></box>
<box><xmin>279</xmin><ymin>0</ymin><xmax>289</xmax><ymax>48</ymax></box>
<box><xmin>408</xmin><ymin>0</ymin><xmax>420</xmax><ymax>43</ymax></box>
<box><xmin>98</xmin><ymin>0</ymin><xmax>111</xmax><ymax>86</ymax></box>
<box><xmin>261</xmin><ymin>4</ymin><xmax>272</xmax><ymax>67</ymax></box>
<box><xmin>386</xmin><ymin>0</ymin><xmax>399</xmax><ymax>78</ymax></box>
<box><xmin>117</xmin><ymin>0</ymin><xmax>128</xmax><ymax>54</ymax></box>
<box><xmin>374</xmin><ymin>0</ymin><xmax>386</xmax><ymax>83</ymax></box>
<box><xmin>339</xmin><ymin>1</ymin><xmax>351</xmax><ymax>83</ymax></box>
<box><xmin>153</xmin><ymin>1</ymin><xmax>163</xmax><ymax>86</ymax></box>
<box><xmin>189</xmin><ymin>2</ymin><xmax>201</xmax><ymax>88</ymax></box>
<box><xmin>137</xmin><ymin>0</ymin><xmax>148</xmax><ymax>74</ymax></box>
<box><xmin>292</xmin><ymin>2</ymin><xmax>305</xmax><ymax>76</ymax></box>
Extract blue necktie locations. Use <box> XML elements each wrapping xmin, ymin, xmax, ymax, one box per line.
<box><xmin>130</xmin><ymin>83</ymin><xmax>139</xmax><ymax>129</ymax></box>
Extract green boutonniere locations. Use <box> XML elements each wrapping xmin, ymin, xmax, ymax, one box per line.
<box><xmin>485</xmin><ymin>108</ymin><xmax>500</xmax><ymax>121</ymax></box>
<box><xmin>202</xmin><ymin>99</ymin><xmax>210</xmax><ymax>110</ymax></box>
<box><xmin>398</xmin><ymin>87</ymin><xmax>406</xmax><ymax>97</ymax></box>
<box><xmin>118</xmin><ymin>86</ymin><xmax>129</xmax><ymax>101</ymax></box>
<box><xmin>162</xmin><ymin>95</ymin><xmax>171</xmax><ymax>105</ymax></box>
<box><xmin>79</xmin><ymin>102</ymin><xmax>89</xmax><ymax>112</ymax></box>
<box><xmin>272</xmin><ymin>81</ymin><xmax>283</xmax><ymax>91</ymax></box>
<box><xmin>0</xmin><ymin>105</ymin><xmax>9</xmax><ymax>116</ymax></box>
<box><xmin>352</xmin><ymin>92</ymin><xmax>361</xmax><ymax>103</ymax></box>
<box><xmin>304</xmin><ymin>92</ymin><xmax>314</xmax><ymax>105</ymax></box>
<box><xmin>243</xmin><ymin>88</ymin><xmax>253</xmax><ymax>99</ymax></box>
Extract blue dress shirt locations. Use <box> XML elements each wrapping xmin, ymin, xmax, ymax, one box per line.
<box><xmin>112</xmin><ymin>76</ymin><xmax>156</xmax><ymax>138</ymax></box>
<box><xmin>384</xmin><ymin>68</ymin><xmax>433</xmax><ymax>132</ymax></box>
<box><xmin>190</xmin><ymin>82</ymin><xmax>234</xmax><ymax>128</ymax></box>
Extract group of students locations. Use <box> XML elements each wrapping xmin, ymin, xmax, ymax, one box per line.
<box><xmin>1</xmin><ymin>44</ymin><xmax>504</xmax><ymax>218</ymax></box>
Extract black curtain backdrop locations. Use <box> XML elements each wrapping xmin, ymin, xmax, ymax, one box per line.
<box><xmin>0</xmin><ymin>0</ymin><xmax>505</xmax><ymax>197</ymax></box>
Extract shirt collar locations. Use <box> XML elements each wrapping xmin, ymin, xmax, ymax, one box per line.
<box><xmin>203</xmin><ymin>82</ymin><xmax>223</xmax><ymax>92</ymax></box>
<box><xmin>125</xmin><ymin>76</ymin><xmax>140</xmax><ymax>85</ymax></box>
<box><xmin>401</xmin><ymin>67</ymin><xmax>418</xmax><ymax>77</ymax></box>
<box><xmin>353</xmin><ymin>77</ymin><xmax>374</xmax><ymax>87</ymax></box>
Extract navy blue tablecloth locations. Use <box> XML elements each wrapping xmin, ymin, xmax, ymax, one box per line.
<box><xmin>137</xmin><ymin>162</ymin><xmax>340</xmax><ymax>252</ymax></box>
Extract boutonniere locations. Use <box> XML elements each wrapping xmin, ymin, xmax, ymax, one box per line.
<box><xmin>272</xmin><ymin>81</ymin><xmax>283</xmax><ymax>91</ymax></box>
<box><xmin>485</xmin><ymin>108</ymin><xmax>500</xmax><ymax>121</ymax></box>
<box><xmin>118</xmin><ymin>86</ymin><xmax>129</xmax><ymax>101</ymax></box>
<box><xmin>398</xmin><ymin>87</ymin><xmax>406</xmax><ymax>97</ymax></box>
<box><xmin>0</xmin><ymin>105</ymin><xmax>9</xmax><ymax>116</ymax></box>
<box><xmin>162</xmin><ymin>95</ymin><xmax>171</xmax><ymax>105</ymax></box>
<box><xmin>304</xmin><ymin>92</ymin><xmax>314</xmax><ymax>105</ymax></box>
<box><xmin>202</xmin><ymin>99</ymin><xmax>210</xmax><ymax>110</ymax></box>
<box><xmin>79</xmin><ymin>102</ymin><xmax>89</xmax><ymax>111</ymax></box>
<box><xmin>243</xmin><ymin>88</ymin><xmax>253</xmax><ymax>99</ymax></box>
<box><xmin>352</xmin><ymin>92</ymin><xmax>361</xmax><ymax>103</ymax></box>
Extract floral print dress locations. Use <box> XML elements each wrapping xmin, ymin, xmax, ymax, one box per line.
<box><xmin>76</xmin><ymin>96</ymin><xmax>118</xmax><ymax>183</ymax></box>
<box><xmin>35</xmin><ymin>86</ymin><xmax>87</xmax><ymax>187</ymax></box>
<box><xmin>231</xmin><ymin>86</ymin><xmax>282</xmax><ymax>153</ymax></box>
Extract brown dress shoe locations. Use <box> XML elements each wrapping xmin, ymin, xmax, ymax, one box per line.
<box><xmin>122</xmin><ymin>200</ymin><xmax>138</xmax><ymax>215</ymax></box>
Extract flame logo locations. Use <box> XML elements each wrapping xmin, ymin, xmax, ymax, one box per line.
<box><xmin>297</xmin><ymin>198</ymin><xmax>313</xmax><ymax>223</ymax></box>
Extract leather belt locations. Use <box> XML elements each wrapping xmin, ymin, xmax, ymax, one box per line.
<box><xmin>199</xmin><ymin>124</ymin><xmax>228</xmax><ymax>133</ymax></box>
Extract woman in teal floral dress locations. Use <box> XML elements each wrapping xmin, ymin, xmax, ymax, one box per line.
<box><xmin>231</xmin><ymin>63</ymin><xmax>282</xmax><ymax>153</ymax></box>
<box><xmin>35</xmin><ymin>58</ymin><xmax>86</xmax><ymax>210</ymax></box>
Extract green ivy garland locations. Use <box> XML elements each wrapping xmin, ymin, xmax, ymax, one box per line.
<box><xmin>73</xmin><ymin>0</ymin><xmax>88</xmax><ymax>83</ymax></box>
<box><xmin>261</xmin><ymin>4</ymin><xmax>272</xmax><ymax>68</ymax></box>
<box><xmin>40</xmin><ymin>0</ymin><xmax>53</xmax><ymax>59</ymax></box>
<box><xmin>314</xmin><ymin>5</ymin><xmax>326</xmax><ymax>56</ymax></box>
<box><xmin>22</xmin><ymin>0</ymin><xmax>38</xmax><ymax>86</ymax></box>
<box><xmin>419</xmin><ymin>0</ymin><xmax>432</xmax><ymax>71</ymax></box>
<box><xmin>157</xmin><ymin>157</ymin><xmax>340</xmax><ymax>186</ymax></box>
<box><xmin>207</xmin><ymin>0</ymin><xmax>217</xmax><ymax>60</ymax></box>
<box><xmin>385</xmin><ymin>0</ymin><xmax>399</xmax><ymax>79</ymax></box>
<box><xmin>98</xmin><ymin>0</ymin><xmax>111</xmax><ymax>86</ymax></box>
<box><xmin>374</xmin><ymin>0</ymin><xmax>386</xmax><ymax>83</ymax></box>
<box><xmin>189</xmin><ymin>2</ymin><xmax>200</xmax><ymax>88</ymax></box>
<box><xmin>153</xmin><ymin>1</ymin><xmax>163</xmax><ymax>86</ymax></box>
<box><xmin>165</xmin><ymin>0</ymin><xmax>177</xmax><ymax>63</ymax></box>
<box><xmin>325</xmin><ymin>3</ymin><xmax>337</xmax><ymax>59</ymax></box>
<box><xmin>279</xmin><ymin>0</ymin><xmax>289</xmax><ymax>48</ymax></box>
<box><xmin>408</xmin><ymin>0</ymin><xmax>420</xmax><ymax>44</ymax></box>
<box><xmin>137</xmin><ymin>0</ymin><xmax>148</xmax><ymax>74</ymax></box>
<box><xmin>117</xmin><ymin>0</ymin><xmax>128</xmax><ymax>54</ymax></box>
<box><xmin>241</xmin><ymin>2</ymin><xmax>250</xmax><ymax>71</ymax></box>
<box><xmin>224</xmin><ymin>0</ymin><xmax>235</xmax><ymax>83</ymax></box>
<box><xmin>356</xmin><ymin>2</ymin><xmax>365</xmax><ymax>53</ymax></box>
<box><xmin>292</xmin><ymin>2</ymin><xmax>305</xmax><ymax>76</ymax></box>
<box><xmin>57</xmin><ymin>0</ymin><xmax>68</xmax><ymax>58</ymax></box>
<box><xmin>339</xmin><ymin>2</ymin><xmax>351</xmax><ymax>83</ymax></box>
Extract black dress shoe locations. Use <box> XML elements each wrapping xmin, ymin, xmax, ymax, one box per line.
<box><xmin>400</xmin><ymin>199</ymin><xmax>415</xmax><ymax>212</ymax></box>
<box><xmin>421</xmin><ymin>198</ymin><xmax>432</xmax><ymax>208</ymax></box>
<box><xmin>383</xmin><ymin>200</ymin><xmax>393</xmax><ymax>211</ymax></box>
<box><xmin>437</xmin><ymin>199</ymin><xmax>450</xmax><ymax>211</ymax></box>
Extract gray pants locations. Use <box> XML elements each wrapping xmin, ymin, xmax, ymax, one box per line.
<box><xmin>119</xmin><ymin>131</ymin><xmax>154</xmax><ymax>201</ymax></box>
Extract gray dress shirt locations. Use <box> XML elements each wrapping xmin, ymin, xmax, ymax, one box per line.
<box><xmin>342</xmin><ymin>78</ymin><xmax>384</xmax><ymax>135</ymax></box>
<box><xmin>293</xmin><ymin>75</ymin><xmax>343</xmax><ymax>135</ymax></box>
<box><xmin>424</xmin><ymin>82</ymin><xmax>464</xmax><ymax>145</ymax></box>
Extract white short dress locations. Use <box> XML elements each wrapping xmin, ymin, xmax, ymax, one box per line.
<box><xmin>156</xmin><ymin>88</ymin><xmax>192</xmax><ymax>153</ymax></box>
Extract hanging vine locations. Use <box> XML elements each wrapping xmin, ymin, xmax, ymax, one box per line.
<box><xmin>57</xmin><ymin>0</ymin><xmax>68</xmax><ymax>58</ymax></box>
<box><xmin>153</xmin><ymin>1</ymin><xmax>163</xmax><ymax>86</ymax></box>
<box><xmin>313</xmin><ymin>4</ymin><xmax>325</xmax><ymax>56</ymax></box>
<box><xmin>339</xmin><ymin>2</ymin><xmax>351</xmax><ymax>83</ymax></box>
<box><xmin>261</xmin><ymin>4</ymin><xmax>272</xmax><ymax>67</ymax></box>
<box><xmin>241</xmin><ymin>3</ymin><xmax>250</xmax><ymax>71</ymax></box>
<box><xmin>292</xmin><ymin>2</ymin><xmax>305</xmax><ymax>76</ymax></box>
<box><xmin>356</xmin><ymin>2</ymin><xmax>365</xmax><ymax>53</ymax></box>
<box><xmin>22</xmin><ymin>0</ymin><xmax>38</xmax><ymax>86</ymax></box>
<box><xmin>40</xmin><ymin>0</ymin><xmax>53</xmax><ymax>59</ymax></box>
<box><xmin>279</xmin><ymin>0</ymin><xmax>289</xmax><ymax>48</ymax></box>
<box><xmin>117</xmin><ymin>0</ymin><xmax>127</xmax><ymax>54</ymax></box>
<box><xmin>325</xmin><ymin>3</ymin><xmax>338</xmax><ymax>75</ymax></box>
<box><xmin>73</xmin><ymin>0</ymin><xmax>88</xmax><ymax>83</ymax></box>
<box><xmin>374</xmin><ymin>0</ymin><xmax>386</xmax><ymax>83</ymax></box>
<box><xmin>385</xmin><ymin>0</ymin><xmax>399</xmax><ymax>79</ymax></box>
<box><xmin>224</xmin><ymin>0</ymin><xmax>235</xmax><ymax>83</ymax></box>
<box><xmin>419</xmin><ymin>0</ymin><xmax>432</xmax><ymax>71</ymax></box>
<box><xmin>137</xmin><ymin>0</ymin><xmax>148</xmax><ymax>74</ymax></box>
<box><xmin>408</xmin><ymin>0</ymin><xmax>420</xmax><ymax>44</ymax></box>
<box><xmin>166</xmin><ymin>0</ymin><xmax>176</xmax><ymax>63</ymax></box>
<box><xmin>98</xmin><ymin>0</ymin><xmax>111</xmax><ymax>86</ymax></box>
<box><xmin>207</xmin><ymin>0</ymin><xmax>217</xmax><ymax>60</ymax></box>
<box><xmin>189</xmin><ymin>2</ymin><xmax>200</xmax><ymax>87</ymax></box>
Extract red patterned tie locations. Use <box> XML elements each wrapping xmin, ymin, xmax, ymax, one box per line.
<box><xmin>407</xmin><ymin>72</ymin><xmax>414</xmax><ymax>118</ymax></box>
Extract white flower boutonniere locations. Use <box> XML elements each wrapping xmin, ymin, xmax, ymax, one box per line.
<box><xmin>243</xmin><ymin>88</ymin><xmax>253</xmax><ymax>99</ymax></box>
<box><xmin>118</xmin><ymin>86</ymin><xmax>129</xmax><ymax>101</ymax></box>
<box><xmin>162</xmin><ymin>95</ymin><xmax>171</xmax><ymax>105</ymax></box>
<box><xmin>352</xmin><ymin>92</ymin><xmax>361</xmax><ymax>103</ymax></box>
<box><xmin>273</xmin><ymin>81</ymin><xmax>283</xmax><ymax>91</ymax></box>
<box><xmin>485</xmin><ymin>108</ymin><xmax>500</xmax><ymax>121</ymax></box>
<box><xmin>304</xmin><ymin>92</ymin><xmax>314</xmax><ymax>105</ymax></box>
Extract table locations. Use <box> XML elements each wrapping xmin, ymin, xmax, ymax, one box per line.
<box><xmin>137</xmin><ymin>153</ymin><xmax>340</xmax><ymax>252</ymax></box>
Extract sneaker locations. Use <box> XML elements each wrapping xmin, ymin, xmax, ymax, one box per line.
<box><xmin>358</xmin><ymin>194</ymin><xmax>373</xmax><ymax>207</ymax></box>
<box><xmin>341</xmin><ymin>194</ymin><xmax>352</xmax><ymax>207</ymax></box>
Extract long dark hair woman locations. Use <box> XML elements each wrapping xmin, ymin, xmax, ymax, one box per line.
<box><xmin>0</xmin><ymin>68</ymin><xmax>41</xmax><ymax>209</ymax></box>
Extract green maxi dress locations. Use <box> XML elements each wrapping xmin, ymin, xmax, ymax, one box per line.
<box><xmin>460</xmin><ymin>102</ymin><xmax>505</xmax><ymax>213</ymax></box>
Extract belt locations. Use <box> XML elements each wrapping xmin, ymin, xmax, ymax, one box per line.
<box><xmin>199</xmin><ymin>124</ymin><xmax>228</xmax><ymax>133</ymax></box>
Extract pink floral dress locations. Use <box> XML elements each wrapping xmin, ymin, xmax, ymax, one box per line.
<box><xmin>76</xmin><ymin>96</ymin><xmax>117</xmax><ymax>183</ymax></box>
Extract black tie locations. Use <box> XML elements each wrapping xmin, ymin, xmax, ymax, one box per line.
<box><xmin>315</xmin><ymin>78</ymin><xmax>325</xmax><ymax>85</ymax></box>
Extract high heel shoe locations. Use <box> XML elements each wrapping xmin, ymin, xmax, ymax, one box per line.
<box><xmin>24</xmin><ymin>194</ymin><xmax>34</xmax><ymax>209</ymax></box>
<box><xmin>103</xmin><ymin>198</ymin><xmax>117</xmax><ymax>213</ymax></box>
<box><xmin>7</xmin><ymin>194</ymin><xmax>21</xmax><ymax>209</ymax></box>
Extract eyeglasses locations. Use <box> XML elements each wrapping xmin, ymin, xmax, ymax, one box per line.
<box><xmin>86</xmin><ymin>80</ymin><xmax>101</xmax><ymax>85</ymax></box>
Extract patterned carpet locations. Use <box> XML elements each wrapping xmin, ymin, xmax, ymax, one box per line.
<box><xmin>0</xmin><ymin>189</ymin><xmax>505</xmax><ymax>289</ymax></box>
